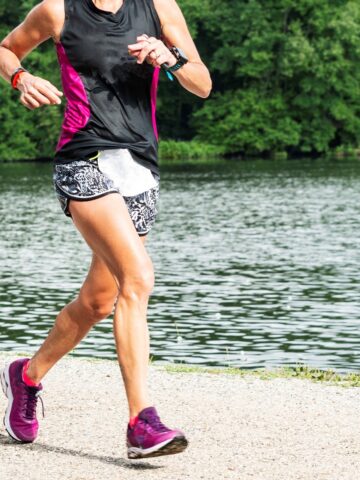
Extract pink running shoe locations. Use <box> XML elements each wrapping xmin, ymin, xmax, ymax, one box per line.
<box><xmin>0</xmin><ymin>358</ymin><xmax>44</xmax><ymax>443</ymax></box>
<box><xmin>127</xmin><ymin>406</ymin><xmax>188</xmax><ymax>459</ymax></box>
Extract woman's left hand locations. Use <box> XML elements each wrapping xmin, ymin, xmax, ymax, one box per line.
<box><xmin>128</xmin><ymin>34</ymin><xmax>177</xmax><ymax>68</ymax></box>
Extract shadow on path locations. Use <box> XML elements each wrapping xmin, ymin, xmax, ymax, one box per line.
<box><xmin>0</xmin><ymin>433</ymin><xmax>163</xmax><ymax>470</ymax></box>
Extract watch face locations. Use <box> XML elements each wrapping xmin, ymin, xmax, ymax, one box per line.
<box><xmin>174</xmin><ymin>47</ymin><xmax>189</xmax><ymax>63</ymax></box>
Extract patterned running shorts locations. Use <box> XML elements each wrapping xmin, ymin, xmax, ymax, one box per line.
<box><xmin>52</xmin><ymin>149</ymin><xmax>160</xmax><ymax>236</ymax></box>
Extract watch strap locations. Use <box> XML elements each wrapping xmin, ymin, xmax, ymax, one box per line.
<box><xmin>168</xmin><ymin>62</ymin><xmax>185</xmax><ymax>73</ymax></box>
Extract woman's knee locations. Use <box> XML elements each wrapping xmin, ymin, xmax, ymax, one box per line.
<box><xmin>118</xmin><ymin>259</ymin><xmax>155</xmax><ymax>302</ymax></box>
<box><xmin>76</xmin><ymin>293</ymin><xmax>118</xmax><ymax>324</ymax></box>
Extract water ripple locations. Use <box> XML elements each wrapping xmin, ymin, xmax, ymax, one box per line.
<box><xmin>0</xmin><ymin>159</ymin><xmax>359</xmax><ymax>372</ymax></box>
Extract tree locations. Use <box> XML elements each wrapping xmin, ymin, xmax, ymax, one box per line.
<box><xmin>193</xmin><ymin>0</ymin><xmax>360</xmax><ymax>156</ymax></box>
<box><xmin>0</xmin><ymin>0</ymin><xmax>62</xmax><ymax>160</ymax></box>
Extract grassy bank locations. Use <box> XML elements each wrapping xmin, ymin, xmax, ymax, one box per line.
<box><xmin>333</xmin><ymin>146</ymin><xmax>360</xmax><ymax>159</ymax></box>
<box><xmin>160</xmin><ymin>363</ymin><xmax>360</xmax><ymax>388</ymax></box>
<box><xmin>2</xmin><ymin>141</ymin><xmax>360</xmax><ymax>164</ymax></box>
<box><xmin>159</xmin><ymin>140</ymin><xmax>226</xmax><ymax>163</ymax></box>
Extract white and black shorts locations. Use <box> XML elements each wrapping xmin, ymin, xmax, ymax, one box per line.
<box><xmin>52</xmin><ymin>149</ymin><xmax>160</xmax><ymax>236</ymax></box>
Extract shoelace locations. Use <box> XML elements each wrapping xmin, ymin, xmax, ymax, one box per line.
<box><xmin>23</xmin><ymin>387</ymin><xmax>45</xmax><ymax>420</ymax></box>
<box><xmin>145</xmin><ymin>413</ymin><xmax>170</xmax><ymax>433</ymax></box>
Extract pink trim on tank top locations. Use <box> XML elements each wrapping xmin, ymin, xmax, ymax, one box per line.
<box><xmin>55</xmin><ymin>42</ymin><xmax>91</xmax><ymax>152</ymax></box>
<box><xmin>150</xmin><ymin>67</ymin><xmax>160</xmax><ymax>141</ymax></box>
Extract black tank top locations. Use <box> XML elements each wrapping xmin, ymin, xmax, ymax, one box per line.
<box><xmin>54</xmin><ymin>0</ymin><xmax>162</xmax><ymax>177</ymax></box>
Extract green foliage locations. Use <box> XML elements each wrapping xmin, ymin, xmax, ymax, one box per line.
<box><xmin>2</xmin><ymin>1</ymin><xmax>360</xmax><ymax>159</ymax></box>
<box><xmin>193</xmin><ymin>0</ymin><xmax>360</xmax><ymax>156</ymax></box>
<box><xmin>193</xmin><ymin>89</ymin><xmax>301</xmax><ymax>155</ymax></box>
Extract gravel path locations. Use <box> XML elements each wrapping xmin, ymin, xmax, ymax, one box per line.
<box><xmin>0</xmin><ymin>352</ymin><xmax>359</xmax><ymax>480</ymax></box>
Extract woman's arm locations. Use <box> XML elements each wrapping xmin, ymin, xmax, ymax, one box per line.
<box><xmin>127</xmin><ymin>0</ymin><xmax>212</xmax><ymax>98</ymax></box>
<box><xmin>0</xmin><ymin>0</ymin><xmax>63</xmax><ymax>110</ymax></box>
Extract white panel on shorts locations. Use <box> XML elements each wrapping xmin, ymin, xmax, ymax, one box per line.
<box><xmin>97</xmin><ymin>148</ymin><xmax>158</xmax><ymax>197</ymax></box>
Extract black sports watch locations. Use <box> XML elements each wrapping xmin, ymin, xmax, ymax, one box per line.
<box><xmin>162</xmin><ymin>46</ymin><xmax>188</xmax><ymax>80</ymax></box>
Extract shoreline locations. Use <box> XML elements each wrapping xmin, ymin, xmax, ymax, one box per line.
<box><xmin>1</xmin><ymin>351</ymin><xmax>359</xmax><ymax>388</ymax></box>
<box><xmin>0</xmin><ymin>352</ymin><xmax>359</xmax><ymax>480</ymax></box>
<box><xmin>1</xmin><ymin>145</ymin><xmax>360</xmax><ymax>165</ymax></box>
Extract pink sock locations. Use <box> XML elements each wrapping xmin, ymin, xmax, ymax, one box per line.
<box><xmin>22</xmin><ymin>360</ymin><xmax>40</xmax><ymax>387</ymax></box>
<box><xmin>129</xmin><ymin>415</ymin><xmax>139</xmax><ymax>428</ymax></box>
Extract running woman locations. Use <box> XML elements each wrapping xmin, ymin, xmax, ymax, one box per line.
<box><xmin>0</xmin><ymin>0</ymin><xmax>211</xmax><ymax>459</ymax></box>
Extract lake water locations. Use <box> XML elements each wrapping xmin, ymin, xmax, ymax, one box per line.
<box><xmin>0</xmin><ymin>158</ymin><xmax>359</xmax><ymax>372</ymax></box>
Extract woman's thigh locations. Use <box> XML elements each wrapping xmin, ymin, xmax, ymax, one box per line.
<box><xmin>78</xmin><ymin>251</ymin><xmax>119</xmax><ymax>311</ymax></box>
<box><xmin>68</xmin><ymin>192</ymin><xmax>153</xmax><ymax>288</ymax></box>
<box><xmin>78</xmin><ymin>233</ymin><xmax>148</xmax><ymax>308</ymax></box>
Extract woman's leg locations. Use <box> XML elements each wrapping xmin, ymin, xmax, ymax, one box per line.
<box><xmin>68</xmin><ymin>193</ymin><xmax>155</xmax><ymax>418</ymax></box>
<box><xmin>2</xmin><ymin>190</ymin><xmax>187</xmax><ymax>456</ymax></box>
<box><xmin>1</xmin><ymin>249</ymin><xmax>121</xmax><ymax>443</ymax></box>
<box><xmin>26</xmin><ymin>252</ymin><xmax>120</xmax><ymax>383</ymax></box>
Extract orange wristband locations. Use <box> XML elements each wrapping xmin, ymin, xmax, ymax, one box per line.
<box><xmin>11</xmin><ymin>68</ymin><xmax>28</xmax><ymax>90</ymax></box>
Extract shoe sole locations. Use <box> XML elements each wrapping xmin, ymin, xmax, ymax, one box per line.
<box><xmin>0</xmin><ymin>364</ymin><xmax>26</xmax><ymax>443</ymax></box>
<box><xmin>127</xmin><ymin>435</ymin><xmax>189</xmax><ymax>459</ymax></box>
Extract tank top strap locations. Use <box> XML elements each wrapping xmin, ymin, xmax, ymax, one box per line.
<box><xmin>149</xmin><ymin>0</ymin><xmax>162</xmax><ymax>38</ymax></box>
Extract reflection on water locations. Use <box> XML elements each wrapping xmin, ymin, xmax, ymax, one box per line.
<box><xmin>0</xmin><ymin>158</ymin><xmax>359</xmax><ymax>372</ymax></box>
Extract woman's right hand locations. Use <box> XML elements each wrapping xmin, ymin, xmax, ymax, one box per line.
<box><xmin>16</xmin><ymin>72</ymin><xmax>64</xmax><ymax>110</ymax></box>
